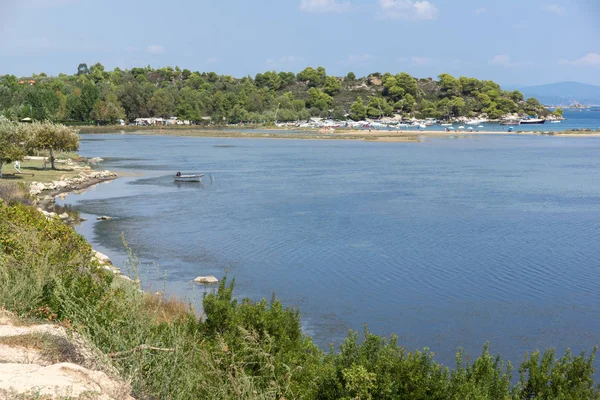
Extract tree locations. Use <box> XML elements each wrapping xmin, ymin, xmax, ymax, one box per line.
<box><xmin>68</xmin><ymin>79</ymin><xmax>100</xmax><ymax>121</ymax></box>
<box><xmin>438</xmin><ymin>73</ymin><xmax>462</xmax><ymax>98</ymax></box>
<box><xmin>91</xmin><ymin>94</ymin><xmax>126</xmax><ymax>124</ymax></box>
<box><xmin>89</xmin><ymin>62</ymin><xmax>107</xmax><ymax>83</ymax></box>
<box><xmin>349</xmin><ymin>97</ymin><xmax>367</xmax><ymax>121</ymax></box>
<box><xmin>297</xmin><ymin>67</ymin><xmax>326</xmax><ymax>87</ymax></box>
<box><xmin>367</xmin><ymin>96</ymin><xmax>393</xmax><ymax>118</ymax></box>
<box><xmin>77</xmin><ymin>63</ymin><xmax>90</xmax><ymax>75</ymax></box>
<box><xmin>306</xmin><ymin>88</ymin><xmax>332</xmax><ymax>111</ymax></box>
<box><xmin>346</xmin><ymin>72</ymin><xmax>356</xmax><ymax>81</ymax></box>
<box><xmin>255</xmin><ymin>71</ymin><xmax>282</xmax><ymax>91</ymax></box>
<box><xmin>510</xmin><ymin>90</ymin><xmax>524</xmax><ymax>103</ymax></box>
<box><xmin>323</xmin><ymin>76</ymin><xmax>341</xmax><ymax>96</ymax></box>
<box><xmin>278</xmin><ymin>72</ymin><xmax>296</xmax><ymax>87</ymax></box>
<box><xmin>449</xmin><ymin>97</ymin><xmax>466</xmax><ymax>117</ymax></box>
<box><xmin>0</xmin><ymin>120</ymin><xmax>26</xmax><ymax>178</ymax></box>
<box><xmin>459</xmin><ymin>77</ymin><xmax>482</xmax><ymax>95</ymax></box>
<box><xmin>28</xmin><ymin>122</ymin><xmax>79</xmax><ymax>169</ymax></box>
<box><xmin>552</xmin><ymin>107</ymin><xmax>564</xmax><ymax>118</ymax></box>
<box><xmin>395</xmin><ymin>73</ymin><xmax>418</xmax><ymax>97</ymax></box>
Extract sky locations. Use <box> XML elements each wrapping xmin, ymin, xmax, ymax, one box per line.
<box><xmin>1</xmin><ymin>0</ymin><xmax>599</xmax><ymax>86</ymax></box>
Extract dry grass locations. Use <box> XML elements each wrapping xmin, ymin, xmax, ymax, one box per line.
<box><xmin>0</xmin><ymin>183</ymin><xmax>32</xmax><ymax>205</ymax></box>
<box><xmin>141</xmin><ymin>293</ymin><xmax>194</xmax><ymax>324</ymax></box>
<box><xmin>0</xmin><ymin>333</ymin><xmax>83</xmax><ymax>365</ymax></box>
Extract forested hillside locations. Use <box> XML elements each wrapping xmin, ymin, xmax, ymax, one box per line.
<box><xmin>0</xmin><ymin>63</ymin><xmax>549</xmax><ymax>124</ymax></box>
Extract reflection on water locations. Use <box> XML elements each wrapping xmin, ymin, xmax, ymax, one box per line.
<box><xmin>64</xmin><ymin>133</ymin><xmax>600</xmax><ymax>370</ymax></box>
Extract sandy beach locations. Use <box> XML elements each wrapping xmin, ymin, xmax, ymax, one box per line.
<box><xmin>79</xmin><ymin>126</ymin><xmax>600</xmax><ymax>142</ymax></box>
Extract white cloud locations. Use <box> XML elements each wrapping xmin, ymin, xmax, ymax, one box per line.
<box><xmin>266</xmin><ymin>56</ymin><xmax>303</xmax><ymax>68</ymax></box>
<box><xmin>544</xmin><ymin>4</ymin><xmax>566</xmax><ymax>16</ymax></box>
<box><xmin>397</xmin><ymin>56</ymin><xmax>433</xmax><ymax>66</ymax></box>
<box><xmin>411</xmin><ymin>56</ymin><xmax>432</xmax><ymax>66</ymax></box>
<box><xmin>299</xmin><ymin>0</ymin><xmax>350</xmax><ymax>13</ymax></box>
<box><xmin>378</xmin><ymin>0</ymin><xmax>439</xmax><ymax>20</ymax></box>
<box><xmin>147</xmin><ymin>45</ymin><xmax>165</xmax><ymax>54</ymax></box>
<box><xmin>340</xmin><ymin>53</ymin><xmax>374</xmax><ymax>66</ymax></box>
<box><xmin>489</xmin><ymin>55</ymin><xmax>533</xmax><ymax>68</ymax></box>
<box><xmin>559</xmin><ymin>53</ymin><xmax>600</xmax><ymax>66</ymax></box>
<box><xmin>474</xmin><ymin>7</ymin><xmax>486</xmax><ymax>15</ymax></box>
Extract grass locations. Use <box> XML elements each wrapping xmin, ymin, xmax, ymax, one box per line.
<box><xmin>0</xmin><ymin>158</ymin><xmax>82</xmax><ymax>185</ymax></box>
<box><xmin>0</xmin><ymin>333</ymin><xmax>83</xmax><ymax>365</ymax></box>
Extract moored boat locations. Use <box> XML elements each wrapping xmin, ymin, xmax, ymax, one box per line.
<box><xmin>520</xmin><ymin>117</ymin><xmax>546</xmax><ymax>124</ymax></box>
<box><xmin>174</xmin><ymin>173</ymin><xmax>204</xmax><ymax>182</ymax></box>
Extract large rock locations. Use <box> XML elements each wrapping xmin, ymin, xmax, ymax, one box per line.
<box><xmin>93</xmin><ymin>250</ymin><xmax>113</xmax><ymax>265</ymax></box>
<box><xmin>368</xmin><ymin>76</ymin><xmax>383</xmax><ymax>86</ymax></box>
<box><xmin>97</xmin><ymin>216</ymin><xmax>113</xmax><ymax>221</ymax></box>
<box><xmin>29</xmin><ymin>182</ymin><xmax>46</xmax><ymax>196</ymax></box>
<box><xmin>194</xmin><ymin>275</ymin><xmax>219</xmax><ymax>284</ymax></box>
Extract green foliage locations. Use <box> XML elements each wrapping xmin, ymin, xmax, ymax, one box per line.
<box><xmin>350</xmin><ymin>97</ymin><xmax>367</xmax><ymax>121</ymax></box>
<box><xmin>323</xmin><ymin>76</ymin><xmax>342</xmax><ymax>96</ymax></box>
<box><xmin>438</xmin><ymin>73</ymin><xmax>462</xmax><ymax>98</ymax></box>
<box><xmin>307</xmin><ymin>87</ymin><xmax>332</xmax><ymax>111</ymax></box>
<box><xmin>297</xmin><ymin>66</ymin><xmax>327</xmax><ymax>87</ymax></box>
<box><xmin>553</xmin><ymin>107</ymin><xmax>564</xmax><ymax>118</ymax></box>
<box><xmin>0</xmin><ymin>66</ymin><xmax>549</xmax><ymax>126</ymax></box>
<box><xmin>0</xmin><ymin>120</ymin><xmax>27</xmax><ymax>176</ymax></box>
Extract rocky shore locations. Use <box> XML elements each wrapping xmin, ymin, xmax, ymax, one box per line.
<box><xmin>29</xmin><ymin>169</ymin><xmax>118</xmax><ymax>209</ymax></box>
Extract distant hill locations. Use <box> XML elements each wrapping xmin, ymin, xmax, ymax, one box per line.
<box><xmin>515</xmin><ymin>81</ymin><xmax>600</xmax><ymax>106</ymax></box>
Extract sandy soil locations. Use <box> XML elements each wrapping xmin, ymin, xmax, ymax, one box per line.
<box><xmin>0</xmin><ymin>310</ymin><xmax>133</xmax><ymax>400</ymax></box>
<box><xmin>81</xmin><ymin>127</ymin><xmax>600</xmax><ymax>141</ymax></box>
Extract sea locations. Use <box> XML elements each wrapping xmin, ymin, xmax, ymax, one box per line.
<box><xmin>58</xmin><ymin>123</ymin><xmax>600</xmax><ymax>370</ymax></box>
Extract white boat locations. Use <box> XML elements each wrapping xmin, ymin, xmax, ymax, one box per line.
<box><xmin>550</xmin><ymin>120</ymin><xmax>561</xmax><ymax>124</ymax></box>
<box><xmin>520</xmin><ymin>117</ymin><xmax>546</xmax><ymax>125</ymax></box>
<box><xmin>174</xmin><ymin>173</ymin><xmax>204</xmax><ymax>182</ymax></box>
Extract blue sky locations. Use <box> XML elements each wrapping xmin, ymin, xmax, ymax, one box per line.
<box><xmin>1</xmin><ymin>0</ymin><xmax>599</xmax><ymax>86</ymax></box>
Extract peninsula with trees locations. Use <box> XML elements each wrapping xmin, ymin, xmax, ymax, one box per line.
<box><xmin>0</xmin><ymin>63</ymin><xmax>554</xmax><ymax>126</ymax></box>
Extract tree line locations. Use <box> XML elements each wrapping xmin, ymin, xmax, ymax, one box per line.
<box><xmin>0</xmin><ymin>63</ymin><xmax>551</xmax><ymax>125</ymax></box>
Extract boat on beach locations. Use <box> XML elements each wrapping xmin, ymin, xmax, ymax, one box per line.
<box><xmin>174</xmin><ymin>173</ymin><xmax>204</xmax><ymax>182</ymax></box>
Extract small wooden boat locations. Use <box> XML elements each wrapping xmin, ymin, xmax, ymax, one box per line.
<box><xmin>174</xmin><ymin>173</ymin><xmax>204</xmax><ymax>182</ymax></box>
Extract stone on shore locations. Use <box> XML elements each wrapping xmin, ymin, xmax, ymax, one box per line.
<box><xmin>29</xmin><ymin>182</ymin><xmax>46</xmax><ymax>196</ymax></box>
<box><xmin>194</xmin><ymin>275</ymin><xmax>219</xmax><ymax>284</ymax></box>
<box><xmin>93</xmin><ymin>250</ymin><xmax>113</xmax><ymax>265</ymax></box>
<box><xmin>59</xmin><ymin>213</ymin><xmax>69</xmax><ymax>220</ymax></box>
<box><xmin>88</xmin><ymin>157</ymin><xmax>104</xmax><ymax>163</ymax></box>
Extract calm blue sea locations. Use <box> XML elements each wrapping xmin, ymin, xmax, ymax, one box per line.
<box><xmin>62</xmin><ymin>133</ymin><xmax>600</xmax><ymax>369</ymax></box>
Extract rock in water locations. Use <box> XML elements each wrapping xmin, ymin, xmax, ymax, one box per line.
<box><xmin>97</xmin><ymin>216</ymin><xmax>113</xmax><ymax>221</ymax></box>
<box><xmin>194</xmin><ymin>275</ymin><xmax>219</xmax><ymax>284</ymax></box>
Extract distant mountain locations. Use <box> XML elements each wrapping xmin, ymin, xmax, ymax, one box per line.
<box><xmin>514</xmin><ymin>82</ymin><xmax>600</xmax><ymax>106</ymax></box>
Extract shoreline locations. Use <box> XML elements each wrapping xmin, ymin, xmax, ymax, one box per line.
<box><xmin>79</xmin><ymin>127</ymin><xmax>600</xmax><ymax>141</ymax></box>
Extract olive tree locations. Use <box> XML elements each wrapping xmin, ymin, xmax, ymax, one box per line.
<box><xmin>0</xmin><ymin>120</ymin><xmax>26</xmax><ymax>178</ymax></box>
<box><xmin>28</xmin><ymin>122</ymin><xmax>79</xmax><ymax>170</ymax></box>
